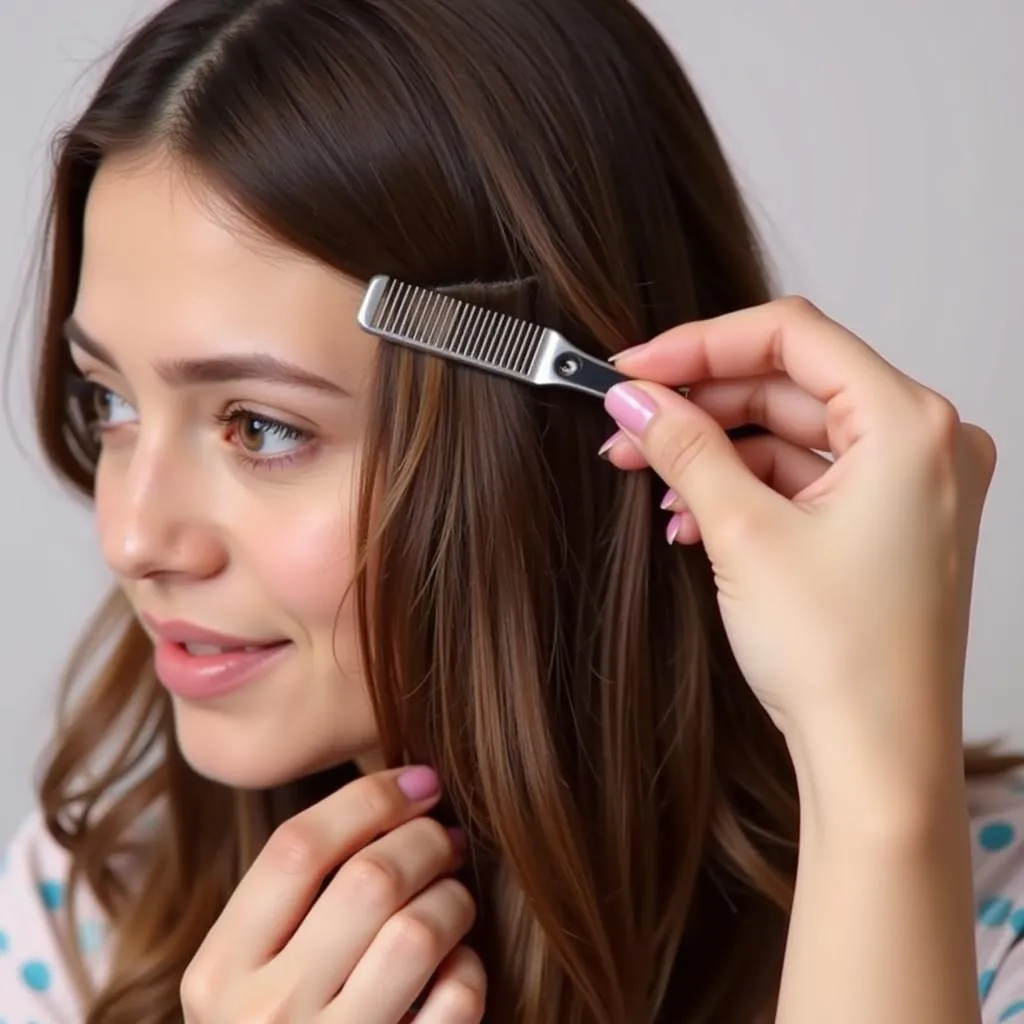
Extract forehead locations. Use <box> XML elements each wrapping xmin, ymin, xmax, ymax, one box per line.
<box><xmin>76</xmin><ymin>150</ymin><xmax>369</xmax><ymax>364</ymax></box>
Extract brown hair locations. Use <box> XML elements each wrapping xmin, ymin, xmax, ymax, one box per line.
<box><xmin>29</xmin><ymin>0</ymin><xmax>1008</xmax><ymax>1021</ymax></box>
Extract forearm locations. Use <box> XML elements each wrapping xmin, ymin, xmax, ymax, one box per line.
<box><xmin>777</xmin><ymin>725</ymin><xmax>980</xmax><ymax>1024</ymax></box>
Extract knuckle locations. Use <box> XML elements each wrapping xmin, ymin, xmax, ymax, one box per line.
<box><xmin>180</xmin><ymin>961</ymin><xmax>214</xmax><ymax>1017</ymax></box>
<box><xmin>343</xmin><ymin>854</ymin><xmax>404</xmax><ymax>910</ymax></box>
<box><xmin>354</xmin><ymin>774</ymin><xmax>402</xmax><ymax>823</ymax></box>
<box><xmin>777</xmin><ymin>294</ymin><xmax>823</xmax><ymax>320</ymax></box>
<box><xmin>438</xmin><ymin>878</ymin><xmax>478</xmax><ymax>930</ymax></box>
<box><xmin>386</xmin><ymin>911</ymin><xmax>447</xmax><ymax>963</ymax></box>
<box><xmin>265</xmin><ymin>817</ymin><xmax>328</xmax><ymax>876</ymax></box>
<box><xmin>245</xmin><ymin>1002</ymin><xmax>291</xmax><ymax>1024</ymax></box>
<box><xmin>416</xmin><ymin>815</ymin><xmax>454</xmax><ymax>856</ymax></box>
<box><xmin>715</xmin><ymin>508</ymin><xmax>769</xmax><ymax>552</ymax></box>
<box><xmin>920</xmin><ymin>393</ymin><xmax>961</xmax><ymax>442</ymax></box>
<box><xmin>906</xmin><ymin>393</ymin><xmax>962</xmax><ymax>477</ymax></box>
<box><xmin>436</xmin><ymin>980</ymin><xmax>487</xmax><ymax>1022</ymax></box>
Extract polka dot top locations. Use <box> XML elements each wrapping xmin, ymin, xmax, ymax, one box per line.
<box><xmin>0</xmin><ymin>811</ymin><xmax>110</xmax><ymax>1022</ymax></box>
<box><xmin>5</xmin><ymin>776</ymin><xmax>1024</xmax><ymax>1020</ymax></box>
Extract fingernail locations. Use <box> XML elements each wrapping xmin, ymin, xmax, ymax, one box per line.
<box><xmin>598</xmin><ymin>431</ymin><xmax>623</xmax><ymax>459</ymax></box>
<box><xmin>447</xmin><ymin>827</ymin><xmax>468</xmax><ymax>854</ymax></box>
<box><xmin>666</xmin><ymin>513</ymin><xmax>683</xmax><ymax>545</ymax></box>
<box><xmin>397</xmin><ymin>766</ymin><xmax>440</xmax><ymax>800</ymax></box>
<box><xmin>608</xmin><ymin>341</ymin><xmax>649</xmax><ymax>363</ymax></box>
<box><xmin>660</xmin><ymin>488</ymin><xmax>679</xmax><ymax>510</ymax></box>
<box><xmin>605</xmin><ymin>383</ymin><xmax>658</xmax><ymax>435</ymax></box>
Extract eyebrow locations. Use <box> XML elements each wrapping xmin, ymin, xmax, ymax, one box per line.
<box><xmin>62</xmin><ymin>317</ymin><xmax>350</xmax><ymax>397</ymax></box>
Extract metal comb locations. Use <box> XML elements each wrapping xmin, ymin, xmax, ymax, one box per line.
<box><xmin>356</xmin><ymin>275</ymin><xmax>766</xmax><ymax>439</ymax></box>
<box><xmin>357</xmin><ymin>274</ymin><xmax>627</xmax><ymax>398</ymax></box>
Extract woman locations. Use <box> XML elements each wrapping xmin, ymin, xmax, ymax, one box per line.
<box><xmin>2</xmin><ymin>0</ymin><xmax>1022</xmax><ymax>1021</ymax></box>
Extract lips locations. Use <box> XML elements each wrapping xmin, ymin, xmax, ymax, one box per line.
<box><xmin>141</xmin><ymin>615</ymin><xmax>285</xmax><ymax>649</ymax></box>
<box><xmin>143</xmin><ymin>616</ymin><xmax>292</xmax><ymax>700</ymax></box>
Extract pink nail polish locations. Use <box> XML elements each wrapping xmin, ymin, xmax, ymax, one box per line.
<box><xmin>666</xmin><ymin>513</ymin><xmax>683</xmax><ymax>545</ymax></box>
<box><xmin>660</xmin><ymin>488</ymin><xmax>678</xmax><ymax>510</ymax></box>
<box><xmin>397</xmin><ymin>766</ymin><xmax>440</xmax><ymax>800</ymax></box>
<box><xmin>608</xmin><ymin>341</ymin><xmax>650</xmax><ymax>363</ymax></box>
<box><xmin>604</xmin><ymin>383</ymin><xmax>658</xmax><ymax>435</ymax></box>
<box><xmin>598</xmin><ymin>431</ymin><xmax>623</xmax><ymax>459</ymax></box>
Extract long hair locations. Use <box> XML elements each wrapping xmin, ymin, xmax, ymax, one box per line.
<box><xmin>30</xmin><ymin>1</ymin><xmax>996</xmax><ymax>1021</ymax></box>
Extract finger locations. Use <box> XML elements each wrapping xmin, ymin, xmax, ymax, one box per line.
<box><xmin>685</xmin><ymin>374</ymin><xmax>829</xmax><ymax>452</ymax></box>
<box><xmin>277</xmin><ymin>818</ymin><xmax>465</xmax><ymax>1011</ymax></box>
<box><xmin>663</xmin><ymin>437</ymin><xmax>834</xmax><ymax>546</ymax></box>
<box><xmin>325</xmin><ymin>878</ymin><xmax>477</xmax><ymax>1022</ymax></box>
<box><xmin>598</xmin><ymin>429</ymin><xmax>646</xmax><ymax>469</ymax></box>
<box><xmin>600</xmin><ymin>419</ymin><xmax>779</xmax><ymax>472</ymax></box>
<box><xmin>611</xmin><ymin>296</ymin><xmax>905</xmax><ymax>448</ymax></box>
<box><xmin>665</xmin><ymin>510</ymin><xmax>701</xmax><ymax>546</ymax></box>
<box><xmin>411</xmin><ymin>945</ymin><xmax>487</xmax><ymax>1023</ymax></box>
<box><xmin>603</xmin><ymin>381</ymin><xmax>785</xmax><ymax>545</ymax></box>
<box><xmin>662</xmin><ymin>434</ymin><xmax>834</xmax><ymax>513</ymax></box>
<box><xmin>203</xmin><ymin>767</ymin><xmax>442</xmax><ymax>968</ymax></box>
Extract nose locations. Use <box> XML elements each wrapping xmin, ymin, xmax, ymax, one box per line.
<box><xmin>98</xmin><ymin>431</ymin><xmax>226</xmax><ymax>583</ymax></box>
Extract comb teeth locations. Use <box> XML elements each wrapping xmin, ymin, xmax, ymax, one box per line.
<box><xmin>367</xmin><ymin>278</ymin><xmax>545</xmax><ymax>377</ymax></box>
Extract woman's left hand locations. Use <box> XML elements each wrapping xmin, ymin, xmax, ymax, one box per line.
<box><xmin>600</xmin><ymin>296</ymin><xmax>997</xmax><ymax>794</ymax></box>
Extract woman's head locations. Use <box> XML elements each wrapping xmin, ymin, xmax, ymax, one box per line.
<box><xmin>34</xmin><ymin>0</ymin><xmax>797</xmax><ymax>1020</ymax></box>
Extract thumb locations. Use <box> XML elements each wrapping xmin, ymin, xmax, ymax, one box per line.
<box><xmin>604</xmin><ymin>381</ymin><xmax>779</xmax><ymax>539</ymax></box>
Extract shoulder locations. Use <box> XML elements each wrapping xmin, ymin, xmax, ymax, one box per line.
<box><xmin>970</xmin><ymin>771</ymin><xmax>1024</xmax><ymax>1021</ymax></box>
<box><xmin>0</xmin><ymin>809</ymin><xmax>111</xmax><ymax>1021</ymax></box>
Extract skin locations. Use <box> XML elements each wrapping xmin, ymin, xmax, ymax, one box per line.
<box><xmin>602</xmin><ymin>300</ymin><xmax>997</xmax><ymax>1023</ymax></box>
<box><xmin>71</xmin><ymin>150</ymin><xmax>384</xmax><ymax>788</ymax></box>
<box><xmin>71</xmin><ymin>150</ymin><xmax>484</xmax><ymax>1022</ymax></box>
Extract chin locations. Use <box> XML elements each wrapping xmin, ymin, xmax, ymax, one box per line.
<box><xmin>169</xmin><ymin>698</ymin><xmax>373</xmax><ymax>790</ymax></box>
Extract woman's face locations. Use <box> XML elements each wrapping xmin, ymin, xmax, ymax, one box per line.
<box><xmin>68</xmin><ymin>150</ymin><xmax>383</xmax><ymax>787</ymax></box>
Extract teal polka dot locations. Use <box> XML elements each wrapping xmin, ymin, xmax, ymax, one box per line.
<box><xmin>1000</xmin><ymin>1001</ymin><xmax>1024</xmax><ymax>1020</ymax></box>
<box><xmin>980</xmin><ymin>897</ymin><xmax>1014</xmax><ymax>926</ymax></box>
<box><xmin>981</xmin><ymin>969</ymin><xmax>997</xmax><ymax>998</ymax></box>
<box><xmin>37</xmin><ymin>879</ymin><xmax>65</xmax><ymax>910</ymax></box>
<box><xmin>0</xmin><ymin>929</ymin><xmax>8</xmax><ymax>953</ymax></box>
<box><xmin>78</xmin><ymin>919</ymin><xmax>105</xmax><ymax>954</ymax></box>
<box><xmin>20</xmin><ymin>960</ymin><xmax>52</xmax><ymax>992</ymax></box>
<box><xmin>1011</xmin><ymin>909</ymin><xmax>1024</xmax><ymax>934</ymax></box>
<box><xmin>980</xmin><ymin>821</ymin><xmax>1018</xmax><ymax>852</ymax></box>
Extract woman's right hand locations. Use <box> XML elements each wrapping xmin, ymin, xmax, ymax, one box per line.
<box><xmin>180</xmin><ymin>766</ymin><xmax>485</xmax><ymax>1023</ymax></box>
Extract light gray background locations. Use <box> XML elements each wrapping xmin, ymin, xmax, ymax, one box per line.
<box><xmin>1</xmin><ymin>2</ymin><xmax>1021</xmax><ymax>839</ymax></box>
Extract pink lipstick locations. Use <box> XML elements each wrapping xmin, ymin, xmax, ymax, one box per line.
<box><xmin>144</xmin><ymin>617</ymin><xmax>292</xmax><ymax>700</ymax></box>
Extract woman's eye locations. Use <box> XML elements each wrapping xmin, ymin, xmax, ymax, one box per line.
<box><xmin>231</xmin><ymin>412</ymin><xmax>308</xmax><ymax>456</ymax></box>
<box><xmin>92</xmin><ymin>386</ymin><xmax>138</xmax><ymax>427</ymax></box>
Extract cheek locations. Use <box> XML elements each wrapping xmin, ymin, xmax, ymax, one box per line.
<box><xmin>250</xmin><ymin>493</ymin><xmax>359</xmax><ymax>632</ymax></box>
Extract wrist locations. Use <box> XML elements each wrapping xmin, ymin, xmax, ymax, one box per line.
<box><xmin>783</xmin><ymin>702</ymin><xmax>968</xmax><ymax>845</ymax></box>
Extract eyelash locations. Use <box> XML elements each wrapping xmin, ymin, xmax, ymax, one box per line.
<box><xmin>214</xmin><ymin>405</ymin><xmax>315</xmax><ymax>471</ymax></box>
<box><xmin>66</xmin><ymin>375</ymin><xmax>316</xmax><ymax>472</ymax></box>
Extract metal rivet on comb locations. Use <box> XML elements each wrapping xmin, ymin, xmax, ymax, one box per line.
<box><xmin>555</xmin><ymin>355</ymin><xmax>580</xmax><ymax>377</ymax></box>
